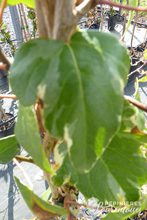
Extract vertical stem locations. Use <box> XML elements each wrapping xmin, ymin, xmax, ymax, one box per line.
<box><xmin>130</xmin><ymin>12</ymin><xmax>138</xmax><ymax>48</ymax></box>
<box><xmin>53</xmin><ymin>0</ymin><xmax>76</xmax><ymax>41</ymax></box>
<box><xmin>35</xmin><ymin>0</ymin><xmax>48</xmax><ymax>38</ymax></box>
<box><xmin>121</xmin><ymin>14</ymin><xmax>127</xmax><ymax>42</ymax></box>
<box><xmin>130</xmin><ymin>0</ymin><xmax>140</xmax><ymax>48</ymax></box>
<box><xmin>35</xmin><ymin>0</ymin><xmax>76</xmax><ymax>41</ymax></box>
<box><xmin>17</xmin><ymin>4</ymin><xmax>29</xmax><ymax>41</ymax></box>
<box><xmin>20</xmin><ymin>4</ymin><xmax>31</xmax><ymax>40</ymax></box>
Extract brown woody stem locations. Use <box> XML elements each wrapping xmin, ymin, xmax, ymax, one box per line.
<box><xmin>124</xmin><ymin>95</ymin><xmax>147</xmax><ymax>112</ymax></box>
<box><xmin>0</xmin><ymin>0</ymin><xmax>7</xmax><ymax>25</ymax></box>
<box><xmin>15</xmin><ymin>155</ymin><xmax>34</xmax><ymax>164</ymax></box>
<box><xmin>35</xmin><ymin>99</ymin><xmax>45</xmax><ymax>137</ymax></box>
<box><xmin>76</xmin><ymin>0</ymin><xmax>147</xmax><ymax>18</ymax></box>
<box><xmin>0</xmin><ymin>94</ymin><xmax>17</xmax><ymax>99</ymax></box>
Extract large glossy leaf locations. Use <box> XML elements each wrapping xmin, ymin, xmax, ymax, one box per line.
<box><xmin>15</xmin><ymin>105</ymin><xmax>52</xmax><ymax>173</ymax></box>
<box><xmin>0</xmin><ymin>135</ymin><xmax>19</xmax><ymax>163</ymax></box>
<box><xmin>15</xmin><ymin>177</ymin><xmax>67</xmax><ymax>219</ymax></box>
<box><xmin>53</xmin><ymin>132</ymin><xmax>147</xmax><ymax>202</ymax></box>
<box><xmin>10</xmin><ymin>31</ymin><xmax>130</xmax><ymax>171</ymax></box>
<box><xmin>0</xmin><ymin>0</ymin><xmax>34</xmax><ymax>7</ymax></box>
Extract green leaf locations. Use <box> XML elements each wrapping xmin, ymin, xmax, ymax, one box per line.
<box><xmin>138</xmin><ymin>75</ymin><xmax>147</xmax><ymax>83</ymax></box>
<box><xmin>1</xmin><ymin>0</ymin><xmax>35</xmax><ymax>7</ymax></box>
<box><xmin>10</xmin><ymin>39</ymin><xmax>64</xmax><ymax>106</ymax></box>
<box><xmin>79</xmin><ymin>133</ymin><xmax>147</xmax><ymax>201</ymax></box>
<box><xmin>121</xmin><ymin>100</ymin><xmax>145</xmax><ymax>132</ymax></box>
<box><xmin>15</xmin><ymin>177</ymin><xmax>67</xmax><ymax>219</ymax></box>
<box><xmin>102</xmin><ymin>213</ymin><xmax>136</xmax><ymax>220</ymax></box>
<box><xmin>41</xmin><ymin>188</ymin><xmax>51</xmax><ymax>201</ymax></box>
<box><xmin>53</xmin><ymin>133</ymin><xmax>147</xmax><ymax>202</ymax></box>
<box><xmin>10</xmin><ymin>31</ymin><xmax>130</xmax><ymax>171</ymax></box>
<box><xmin>0</xmin><ymin>135</ymin><xmax>19</xmax><ymax>163</ymax></box>
<box><xmin>15</xmin><ymin>105</ymin><xmax>52</xmax><ymax>173</ymax></box>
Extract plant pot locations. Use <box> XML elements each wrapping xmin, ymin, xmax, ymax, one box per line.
<box><xmin>0</xmin><ymin>75</ymin><xmax>9</xmax><ymax>92</ymax></box>
<box><xmin>108</xmin><ymin>15</ymin><xmax>116</xmax><ymax>31</ymax></box>
<box><xmin>0</xmin><ymin>113</ymin><xmax>16</xmax><ymax>138</ymax></box>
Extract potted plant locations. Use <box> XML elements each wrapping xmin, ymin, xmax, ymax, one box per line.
<box><xmin>0</xmin><ymin>0</ymin><xmax>147</xmax><ymax>219</ymax></box>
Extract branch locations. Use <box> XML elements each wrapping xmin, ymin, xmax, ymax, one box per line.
<box><xmin>76</xmin><ymin>0</ymin><xmax>147</xmax><ymax>18</ymax></box>
<box><xmin>0</xmin><ymin>94</ymin><xmax>17</xmax><ymax>99</ymax></box>
<box><xmin>35</xmin><ymin>0</ymin><xmax>48</xmax><ymax>38</ymax></box>
<box><xmin>13</xmin><ymin>158</ymin><xmax>33</xmax><ymax>189</ymax></box>
<box><xmin>0</xmin><ymin>0</ymin><xmax>7</xmax><ymax>25</ymax></box>
<box><xmin>75</xmin><ymin>0</ymin><xmax>84</xmax><ymax>6</ymax></box>
<box><xmin>76</xmin><ymin>0</ymin><xmax>96</xmax><ymax>18</ymax></box>
<box><xmin>53</xmin><ymin>0</ymin><xmax>76</xmax><ymax>41</ymax></box>
<box><xmin>15</xmin><ymin>155</ymin><xmax>34</xmax><ymax>164</ymax></box>
<box><xmin>35</xmin><ymin>0</ymin><xmax>56</xmax><ymax>38</ymax></box>
<box><xmin>35</xmin><ymin>99</ymin><xmax>45</xmax><ymax>137</ymax></box>
<box><xmin>128</xmin><ymin>62</ymin><xmax>147</xmax><ymax>77</ymax></box>
<box><xmin>124</xmin><ymin>95</ymin><xmax>147</xmax><ymax>112</ymax></box>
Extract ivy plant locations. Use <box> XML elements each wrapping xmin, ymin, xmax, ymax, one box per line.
<box><xmin>0</xmin><ymin>0</ymin><xmax>147</xmax><ymax>219</ymax></box>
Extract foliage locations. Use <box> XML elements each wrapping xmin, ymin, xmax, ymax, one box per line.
<box><xmin>0</xmin><ymin>0</ymin><xmax>34</xmax><ymax>7</ymax></box>
<box><xmin>27</xmin><ymin>8</ymin><xmax>37</xmax><ymax>38</ymax></box>
<box><xmin>0</xmin><ymin>0</ymin><xmax>147</xmax><ymax>219</ymax></box>
<box><xmin>15</xmin><ymin>177</ymin><xmax>67</xmax><ymax>219</ymax></box>
<box><xmin>0</xmin><ymin>23</ymin><xmax>16</xmax><ymax>56</ymax></box>
<box><xmin>0</xmin><ymin>135</ymin><xmax>19</xmax><ymax>163</ymax></box>
<box><xmin>10</xmin><ymin>31</ymin><xmax>129</xmax><ymax>172</ymax></box>
<box><xmin>15</xmin><ymin>105</ymin><xmax>52</xmax><ymax>173</ymax></box>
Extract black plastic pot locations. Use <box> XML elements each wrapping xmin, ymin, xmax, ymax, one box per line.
<box><xmin>108</xmin><ymin>15</ymin><xmax>117</xmax><ymax>31</ymax></box>
<box><xmin>89</xmin><ymin>21</ymin><xmax>100</xmax><ymax>30</ymax></box>
<box><xmin>0</xmin><ymin>113</ymin><xmax>16</xmax><ymax>138</ymax></box>
<box><xmin>0</xmin><ymin>75</ymin><xmax>9</xmax><ymax>92</ymax></box>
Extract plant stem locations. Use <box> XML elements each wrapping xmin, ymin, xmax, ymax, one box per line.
<box><xmin>0</xmin><ymin>0</ymin><xmax>7</xmax><ymax>25</ymax></box>
<box><xmin>124</xmin><ymin>95</ymin><xmax>147</xmax><ymax>112</ymax></box>
<box><xmin>0</xmin><ymin>94</ymin><xmax>17</xmax><ymax>99</ymax></box>
<box><xmin>13</xmin><ymin>158</ymin><xmax>33</xmax><ymax>189</ymax></box>
<box><xmin>53</xmin><ymin>0</ymin><xmax>76</xmax><ymax>41</ymax></box>
<box><xmin>76</xmin><ymin>0</ymin><xmax>147</xmax><ymax>18</ymax></box>
<box><xmin>35</xmin><ymin>0</ymin><xmax>56</xmax><ymax>38</ymax></box>
<box><xmin>15</xmin><ymin>155</ymin><xmax>34</xmax><ymax>164</ymax></box>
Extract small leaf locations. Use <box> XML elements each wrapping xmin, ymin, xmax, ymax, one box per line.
<box><xmin>121</xmin><ymin>100</ymin><xmax>145</xmax><ymax>132</ymax></box>
<box><xmin>138</xmin><ymin>75</ymin><xmax>147</xmax><ymax>83</ymax></box>
<box><xmin>41</xmin><ymin>188</ymin><xmax>51</xmax><ymax>201</ymax></box>
<box><xmin>0</xmin><ymin>135</ymin><xmax>19</xmax><ymax>163</ymax></box>
<box><xmin>15</xmin><ymin>177</ymin><xmax>67</xmax><ymax>219</ymax></box>
<box><xmin>15</xmin><ymin>105</ymin><xmax>52</xmax><ymax>173</ymax></box>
